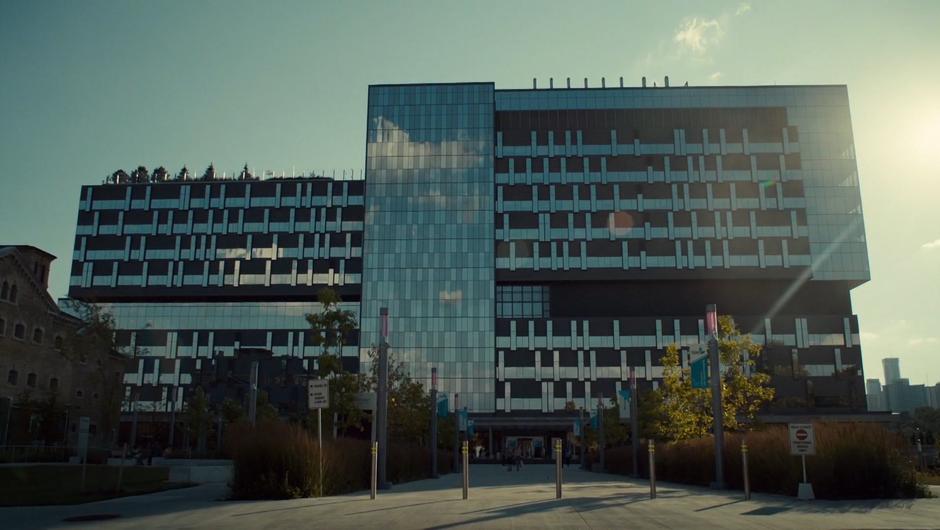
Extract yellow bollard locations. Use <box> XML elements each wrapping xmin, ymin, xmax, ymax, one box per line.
<box><xmin>370</xmin><ymin>441</ymin><xmax>378</xmax><ymax>500</ymax></box>
<box><xmin>648</xmin><ymin>440</ymin><xmax>656</xmax><ymax>499</ymax></box>
<box><xmin>741</xmin><ymin>442</ymin><xmax>751</xmax><ymax>500</ymax></box>
<box><xmin>462</xmin><ymin>441</ymin><xmax>469</xmax><ymax>500</ymax></box>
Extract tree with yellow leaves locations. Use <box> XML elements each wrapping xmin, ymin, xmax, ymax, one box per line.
<box><xmin>655</xmin><ymin>315</ymin><xmax>775</xmax><ymax>441</ymax></box>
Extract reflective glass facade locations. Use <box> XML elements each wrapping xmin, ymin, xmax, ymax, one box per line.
<box><xmin>69</xmin><ymin>80</ymin><xmax>872</xmax><ymax>423</ymax></box>
<box><xmin>361</xmin><ymin>84</ymin><xmax>496</xmax><ymax>411</ymax></box>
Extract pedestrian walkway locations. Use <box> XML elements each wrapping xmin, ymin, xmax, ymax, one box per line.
<box><xmin>2</xmin><ymin>464</ymin><xmax>938</xmax><ymax>529</ymax></box>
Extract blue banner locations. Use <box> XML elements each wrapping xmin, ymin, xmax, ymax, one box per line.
<box><xmin>691</xmin><ymin>356</ymin><xmax>709</xmax><ymax>389</ymax></box>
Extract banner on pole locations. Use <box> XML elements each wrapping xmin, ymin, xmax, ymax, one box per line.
<box><xmin>437</xmin><ymin>394</ymin><xmax>449</xmax><ymax>417</ymax></box>
<box><xmin>690</xmin><ymin>343</ymin><xmax>709</xmax><ymax>389</ymax></box>
<box><xmin>618</xmin><ymin>389</ymin><xmax>632</xmax><ymax>421</ymax></box>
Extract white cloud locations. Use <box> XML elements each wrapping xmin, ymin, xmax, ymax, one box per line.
<box><xmin>709</xmin><ymin>71</ymin><xmax>722</xmax><ymax>81</ymax></box>
<box><xmin>860</xmin><ymin>331</ymin><xmax>880</xmax><ymax>341</ymax></box>
<box><xmin>908</xmin><ymin>337</ymin><xmax>939</xmax><ymax>347</ymax></box>
<box><xmin>921</xmin><ymin>238</ymin><xmax>940</xmax><ymax>250</ymax></box>
<box><xmin>735</xmin><ymin>2</ymin><xmax>752</xmax><ymax>16</ymax></box>
<box><xmin>439</xmin><ymin>290</ymin><xmax>462</xmax><ymax>303</ymax></box>
<box><xmin>673</xmin><ymin>17</ymin><xmax>724</xmax><ymax>55</ymax></box>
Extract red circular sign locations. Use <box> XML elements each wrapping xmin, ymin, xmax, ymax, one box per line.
<box><xmin>796</xmin><ymin>429</ymin><xmax>808</xmax><ymax>441</ymax></box>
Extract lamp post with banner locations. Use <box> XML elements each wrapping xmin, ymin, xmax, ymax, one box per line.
<box><xmin>707</xmin><ymin>303</ymin><xmax>726</xmax><ymax>489</ymax></box>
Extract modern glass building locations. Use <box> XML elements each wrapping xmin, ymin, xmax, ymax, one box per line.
<box><xmin>69</xmin><ymin>79</ymin><xmax>871</xmax><ymax>447</ymax></box>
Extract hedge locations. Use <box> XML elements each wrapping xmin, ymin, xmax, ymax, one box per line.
<box><xmin>228</xmin><ymin>421</ymin><xmax>455</xmax><ymax>499</ymax></box>
<box><xmin>605</xmin><ymin>422</ymin><xmax>928</xmax><ymax>499</ymax></box>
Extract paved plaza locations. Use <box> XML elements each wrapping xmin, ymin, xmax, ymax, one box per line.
<box><xmin>3</xmin><ymin>464</ymin><xmax>939</xmax><ymax>529</ymax></box>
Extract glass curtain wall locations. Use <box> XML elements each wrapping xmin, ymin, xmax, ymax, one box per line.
<box><xmin>361</xmin><ymin>83</ymin><xmax>496</xmax><ymax>412</ymax></box>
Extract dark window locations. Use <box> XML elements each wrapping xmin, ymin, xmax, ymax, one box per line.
<box><xmin>27</xmin><ymin>373</ymin><xmax>36</xmax><ymax>387</ymax></box>
<box><xmin>496</xmin><ymin>285</ymin><xmax>550</xmax><ymax>318</ymax></box>
<box><xmin>54</xmin><ymin>336</ymin><xmax>63</xmax><ymax>350</ymax></box>
<box><xmin>0</xmin><ymin>317</ymin><xmax>5</xmax><ymax>336</ymax></box>
<box><xmin>1</xmin><ymin>281</ymin><xmax>7</xmax><ymax>299</ymax></box>
<box><xmin>7</xmin><ymin>369</ymin><xmax>17</xmax><ymax>385</ymax></box>
<box><xmin>75</xmin><ymin>389</ymin><xmax>84</xmax><ymax>398</ymax></box>
<box><xmin>32</xmin><ymin>328</ymin><xmax>43</xmax><ymax>344</ymax></box>
<box><xmin>14</xmin><ymin>323</ymin><xmax>25</xmax><ymax>340</ymax></box>
<box><xmin>49</xmin><ymin>377</ymin><xmax>58</xmax><ymax>391</ymax></box>
<box><xmin>9</xmin><ymin>284</ymin><xmax>16</xmax><ymax>303</ymax></box>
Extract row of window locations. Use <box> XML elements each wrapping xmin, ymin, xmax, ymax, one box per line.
<box><xmin>0</xmin><ymin>281</ymin><xmax>18</xmax><ymax>303</ymax></box>
<box><xmin>6</xmin><ymin>369</ymin><xmax>57</xmax><ymax>390</ymax></box>
<box><xmin>0</xmin><ymin>317</ymin><xmax>62</xmax><ymax>347</ymax></box>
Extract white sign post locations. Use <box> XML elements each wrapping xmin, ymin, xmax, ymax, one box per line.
<box><xmin>308</xmin><ymin>380</ymin><xmax>329</xmax><ymax>497</ymax></box>
<box><xmin>788</xmin><ymin>423</ymin><xmax>816</xmax><ymax>500</ymax></box>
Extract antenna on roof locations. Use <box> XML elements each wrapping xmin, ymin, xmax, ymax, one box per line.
<box><xmin>532</xmin><ymin>78</ymin><xmax>537</xmax><ymax>89</ymax></box>
<box><xmin>601</xmin><ymin>77</ymin><xmax>606</xmax><ymax>88</ymax></box>
<box><xmin>583</xmin><ymin>77</ymin><xmax>588</xmax><ymax>88</ymax></box>
<box><xmin>664</xmin><ymin>75</ymin><xmax>670</xmax><ymax>88</ymax></box>
<box><xmin>642</xmin><ymin>76</ymin><xmax>647</xmax><ymax>88</ymax></box>
<box><xmin>619</xmin><ymin>76</ymin><xmax>624</xmax><ymax>88</ymax></box>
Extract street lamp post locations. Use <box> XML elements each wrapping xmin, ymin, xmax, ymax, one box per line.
<box><xmin>707</xmin><ymin>303</ymin><xmax>726</xmax><ymax>489</ymax></box>
<box><xmin>430</xmin><ymin>367</ymin><xmax>438</xmax><ymax>478</ymax></box>
<box><xmin>377</xmin><ymin>307</ymin><xmax>390</xmax><ymax>489</ymax></box>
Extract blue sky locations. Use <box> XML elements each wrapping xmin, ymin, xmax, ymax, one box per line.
<box><xmin>1</xmin><ymin>0</ymin><xmax>938</xmax><ymax>385</ymax></box>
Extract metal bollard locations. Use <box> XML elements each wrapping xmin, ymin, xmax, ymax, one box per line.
<box><xmin>116</xmin><ymin>443</ymin><xmax>127</xmax><ymax>494</ymax></box>
<box><xmin>554</xmin><ymin>438</ymin><xmax>563</xmax><ymax>499</ymax></box>
<box><xmin>741</xmin><ymin>442</ymin><xmax>751</xmax><ymax>500</ymax></box>
<box><xmin>648</xmin><ymin>440</ymin><xmax>657</xmax><ymax>499</ymax></box>
<box><xmin>461</xmin><ymin>441</ymin><xmax>469</xmax><ymax>500</ymax></box>
<box><xmin>371</xmin><ymin>441</ymin><xmax>378</xmax><ymax>500</ymax></box>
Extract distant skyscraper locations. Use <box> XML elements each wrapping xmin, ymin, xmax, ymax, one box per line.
<box><xmin>883</xmin><ymin>357</ymin><xmax>901</xmax><ymax>384</ymax></box>
<box><xmin>866</xmin><ymin>378</ymin><xmax>885</xmax><ymax>411</ymax></box>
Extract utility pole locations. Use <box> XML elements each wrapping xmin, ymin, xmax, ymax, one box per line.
<box><xmin>579</xmin><ymin>406</ymin><xmax>587</xmax><ymax>469</ymax></box>
<box><xmin>430</xmin><ymin>367</ymin><xmax>438</xmax><ymax>478</ymax></box>
<box><xmin>168</xmin><ymin>386</ymin><xmax>176</xmax><ymax>449</ymax></box>
<box><xmin>597</xmin><ymin>394</ymin><xmax>606</xmax><ymax>472</ymax></box>
<box><xmin>377</xmin><ymin>307</ymin><xmax>390</xmax><ymax>489</ymax></box>
<box><xmin>248</xmin><ymin>361</ymin><xmax>259</xmax><ymax>427</ymax></box>
<box><xmin>630</xmin><ymin>367</ymin><xmax>639</xmax><ymax>478</ymax></box>
<box><xmin>453</xmin><ymin>393</ymin><xmax>460</xmax><ymax>472</ymax></box>
<box><xmin>707</xmin><ymin>303</ymin><xmax>726</xmax><ymax>489</ymax></box>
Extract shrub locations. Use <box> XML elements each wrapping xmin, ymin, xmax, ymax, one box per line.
<box><xmin>604</xmin><ymin>423</ymin><xmax>925</xmax><ymax>499</ymax></box>
<box><xmin>229</xmin><ymin>421</ymin><xmax>457</xmax><ymax>499</ymax></box>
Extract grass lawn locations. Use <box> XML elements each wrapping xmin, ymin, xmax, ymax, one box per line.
<box><xmin>0</xmin><ymin>465</ymin><xmax>194</xmax><ymax>506</ymax></box>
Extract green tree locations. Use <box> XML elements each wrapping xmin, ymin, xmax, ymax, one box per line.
<box><xmin>61</xmin><ymin>300</ymin><xmax>126</xmax><ymax>445</ymax></box>
<box><xmin>363</xmin><ymin>348</ymin><xmax>433</xmax><ymax>444</ymax></box>
<box><xmin>655</xmin><ymin>315</ymin><xmax>775</xmax><ymax>441</ymax></box>
<box><xmin>184</xmin><ymin>387</ymin><xmax>211</xmax><ymax>454</ymax></box>
<box><xmin>304</xmin><ymin>288</ymin><xmax>362</xmax><ymax>436</ymax></box>
<box><xmin>220</xmin><ymin>398</ymin><xmax>245</xmax><ymax>424</ymax></box>
<box><xmin>256</xmin><ymin>390</ymin><xmax>280</xmax><ymax>425</ymax></box>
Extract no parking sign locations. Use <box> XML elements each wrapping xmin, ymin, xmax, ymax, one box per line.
<box><xmin>788</xmin><ymin>423</ymin><xmax>816</xmax><ymax>455</ymax></box>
